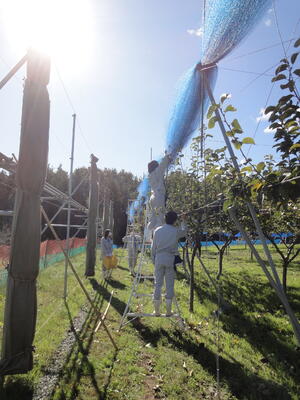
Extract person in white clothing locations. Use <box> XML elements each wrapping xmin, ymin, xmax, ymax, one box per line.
<box><xmin>147</xmin><ymin>153</ymin><xmax>171</xmax><ymax>232</ymax></box>
<box><xmin>122</xmin><ymin>231</ymin><xmax>142</xmax><ymax>274</ymax></box>
<box><xmin>101</xmin><ymin>229</ymin><xmax>113</xmax><ymax>280</ymax></box>
<box><xmin>151</xmin><ymin>211</ymin><xmax>186</xmax><ymax>316</ymax></box>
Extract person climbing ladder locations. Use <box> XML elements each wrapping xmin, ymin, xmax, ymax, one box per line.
<box><xmin>147</xmin><ymin>152</ymin><xmax>171</xmax><ymax>232</ymax></box>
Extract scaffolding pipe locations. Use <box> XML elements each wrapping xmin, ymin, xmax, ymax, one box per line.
<box><xmin>0</xmin><ymin>54</ymin><xmax>27</xmax><ymax>90</ymax></box>
<box><xmin>64</xmin><ymin>113</ymin><xmax>76</xmax><ymax>299</ymax></box>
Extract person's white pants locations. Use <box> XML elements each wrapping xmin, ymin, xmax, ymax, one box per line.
<box><xmin>154</xmin><ymin>264</ymin><xmax>175</xmax><ymax>300</ymax></box>
<box><xmin>148</xmin><ymin>192</ymin><xmax>165</xmax><ymax>231</ymax></box>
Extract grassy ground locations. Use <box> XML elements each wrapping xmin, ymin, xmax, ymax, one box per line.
<box><xmin>0</xmin><ymin>253</ymin><xmax>95</xmax><ymax>399</ymax></box>
<box><xmin>0</xmin><ymin>245</ymin><xmax>300</xmax><ymax>399</ymax></box>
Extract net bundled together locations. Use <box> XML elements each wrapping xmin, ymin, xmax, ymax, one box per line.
<box><xmin>131</xmin><ymin>0</ymin><xmax>271</xmax><ymax>218</ymax></box>
<box><xmin>129</xmin><ymin>177</ymin><xmax>149</xmax><ymax>222</ymax></box>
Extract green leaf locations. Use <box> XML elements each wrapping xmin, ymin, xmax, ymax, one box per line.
<box><xmin>269</xmin><ymin>122</ymin><xmax>280</xmax><ymax>129</ymax></box>
<box><xmin>208</xmin><ymin>116</ymin><xmax>218</xmax><ymax>129</ymax></box>
<box><xmin>256</xmin><ymin>162</ymin><xmax>265</xmax><ymax>172</ymax></box>
<box><xmin>272</xmin><ymin>74</ymin><xmax>287</xmax><ymax>82</ymax></box>
<box><xmin>294</xmin><ymin>38</ymin><xmax>300</xmax><ymax>47</ymax></box>
<box><xmin>265</xmin><ymin>106</ymin><xmax>276</xmax><ymax>114</ymax></box>
<box><xmin>280</xmin><ymin>58</ymin><xmax>288</xmax><ymax>64</ymax></box>
<box><xmin>291</xmin><ymin>52</ymin><xmax>299</xmax><ymax>64</ymax></box>
<box><xmin>207</xmin><ymin>104</ymin><xmax>218</xmax><ymax>119</ymax></box>
<box><xmin>289</xmin><ymin>143</ymin><xmax>300</xmax><ymax>151</ymax></box>
<box><xmin>293</xmin><ymin>69</ymin><xmax>300</xmax><ymax>77</ymax></box>
<box><xmin>278</xmin><ymin>94</ymin><xmax>293</xmax><ymax>104</ymax></box>
<box><xmin>281</xmin><ymin>109</ymin><xmax>294</xmax><ymax>120</ymax></box>
<box><xmin>269</xmin><ymin>113</ymin><xmax>279</xmax><ymax>123</ymax></box>
<box><xmin>241</xmin><ymin>166</ymin><xmax>253</xmax><ymax>173</ymax></box>
<box><xmin>224</xmin><ymin>105</ymin><xmax>237</xmax><ymax>112</ymax></box>
<box><xmin>285</xmin><ymin>120</ymin><xmax>297</xmax><ymax>128</ymax></box>
<box><xmin>252</xmin><ymin>182</ymin><xmax>263</xmax><ymax>191</ymax></box>
<box><xmin>280</xmin><ymin>82</ymin><xmax>293</xmax><ymax>90</ymax></box>
<box><xmin>232</xmin><ymin>139</ymin><xmax>242</xmax><ymax>150</ymax></box>
<box><xmin>242</xmin><ymin>137</ymin><xmax>255</xmax><ymax>145</ymax></box>
<box><xmin>231</xmin><ymin>119</ymin><xmax>243</xmax><ymax>133</ymax></box>
<box><xmin>225</xmin><ymin>131</ymin><xmax>234</xmax><ymax>137</ymax></box>
<box><xmin>222</xmin><ymin>199</ymin><xmax>232</xmax><ymax>212</ymax></box>
<box><xmin>275</xmin><ymin>64</ymin><xmax>288</xmax><ymax>74</ymax></box>
<box><xmin>289</xmin><ymin>126</ymin><xmax>300</xmax><ymax>133</ymax></box>
<box><xmin>220</xmin><ymin>93</ymin><xmax>230</xmax><ymax>103</ymax></box>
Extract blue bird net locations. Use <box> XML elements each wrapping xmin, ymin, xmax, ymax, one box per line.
<box><xmin>166</xmin><ymin>63</ymin><xmax>217</xmax><ymax>156</ymax></box>
<box><xmin>132</xmin><ymin>0</ymin><xmax>271</xmax><ymax>216</ymax></box>
<box><xmin>202</xmin><ymin>0</ymin><xmax>271</xmax><ymax>65</ymax></box>
<box><xmin>129</xmin><ymin>177</ymin><xmax>149</xmax><ymax>222</ymax></box>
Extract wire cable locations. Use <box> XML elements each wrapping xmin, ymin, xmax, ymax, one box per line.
<box><xmin>245</xmin><ymin>82</ymin><xmax>275</xmax><ymax>157</ymax></box>
<box><xmin>219</xmin><ymin>67</ymin><xmax>273</xmax><ymax>77</ymax></box>
<box><xmin>240</xmin><ymin>62</ymin><xmax>279</xmax><ymax>93</ymax></box>
<box><xmin>272</xmin><ymin>1</ymin><xmax>288</xmax><ymax>60</ymax></box>
<box><xmin>54</xmin><ymin>63</ymin><xmax>93</xmax><ymax>155</ymax></box>
<box><xmin>225</xmin><ymin>38</ymin><xmax>295</xmax><ymax>62</ymax></box>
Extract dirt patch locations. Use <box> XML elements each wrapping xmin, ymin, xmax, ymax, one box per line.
<box><xmin>138</xmin><ymin>352</ymin><xmax>165</xmax><ymax>400</ymax></box>
<box><xmin>32</xmin><ymin>306</ymin><xmax>89</xmax><ymax>400</ymax></box>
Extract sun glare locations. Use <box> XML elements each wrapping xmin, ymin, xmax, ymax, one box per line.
<box><xmin>2</xmin><ymin>0</ymin><xmax>94</xmax><ymax>75</ymax></box>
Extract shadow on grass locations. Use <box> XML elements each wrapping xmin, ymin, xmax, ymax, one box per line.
<box><xmin>116</xmin><ymin>265</ymin><xmax>129</xmax><ymax>272</ymax></box>
<box><xmin>89</xmin><ymin>278</ymin><xmax>127</xmax><ymax>317</ymax></box>
<box><xmin>0</xmin><ymin>378</ymin><xmax>33</xmax><ymax>400</ymax></box>
<box><xmin>102</xmin><ymin>352</ymin><xmax>118</xmax><ymax>400</ymax></box>
<box><xmin>105</xmin><ymin>278</ymin><xmax>127</xmax><ymax>290</ymax></box>
<box><xmin>51</xmin><ymin>279</ymin><xmax>115</xmax><ymax>400</ymax></box>
<box><xmin>133</xmin><ymin>319</ymin><xmax>292</xmax><ymax>400</ymax></box>
<box><xmin>1</xmin><ymin>284</ymin><xmax>109</xmax><ymax>400</ymax></box>
<box><xmin>192</xmin><ymin>269</ymin><xmax>300</xmax><ymax>391</ymax></box>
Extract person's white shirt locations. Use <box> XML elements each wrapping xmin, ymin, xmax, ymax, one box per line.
<box><xmin>122</xmin><ymin>234</ymin><xmax>142</xmax><ymax>254</ymax></box>
<box><xmin>151</xmin><ymin>223</ymin><xmax>186</xmax><ymax>267</ymax></box>
<box><xmin>148</xmin><ymin>154</ymin><xmax>170</xmax><ymax>198</ymax></box>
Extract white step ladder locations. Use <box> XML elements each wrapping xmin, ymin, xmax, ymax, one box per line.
<box><xmin>119</xmin><ymin>202</ymin><xmax>185</xmax><ymax>329</ymax></box>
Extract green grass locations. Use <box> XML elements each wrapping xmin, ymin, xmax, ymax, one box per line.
<box><xmin>0</xmin><ymin>245</ymin><xmax>300</xmax><ymax>399</ymax></box>
<box><xmin>0</xmin><ymin>253</ymin><xmax>95</xmax><ymax>399</ymax></box>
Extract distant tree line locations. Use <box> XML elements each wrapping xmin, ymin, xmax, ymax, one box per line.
<box><xmin>0</xmin><ymin>164</ymin><xmax>139</xmax><ymax>245</ymax></box>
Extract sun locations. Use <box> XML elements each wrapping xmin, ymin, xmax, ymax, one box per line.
<box><xmin>1</xmin><ymin>0</ymin><xmax>94</xmax><ymax>76</ymax></box>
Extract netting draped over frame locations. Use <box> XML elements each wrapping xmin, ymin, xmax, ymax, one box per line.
<box><xmin>129</xmin><ymin>177</ymin><xmax>149</xmax><ymax>223</ymax></box>
<box><xmin>85</xmin><ymin>154</ymin><xmax>99</xmax><ymax>277</ymax></box>
<box><xmin>201</xmin><ymin>0</ymin><xmax>271</xmax><ymax>65</ymax></box>
<box><xmin>166</xmin><ymin>0</ymin><xmax>271</xmax><ymax>155</ymax></box>
<box><xmin>132</xmin><ymin>0</ymin><xmax>271</xmax><ymax>217</ymax></box>
<box><xmin>0</xmin><ymin>51</ymin><xmax>50</xmax><ymax>375</ymax></box>
<box><xmin>166</xmin><ymin>64</ymin><xmax>217</xmax><ymax>157</ymax></box>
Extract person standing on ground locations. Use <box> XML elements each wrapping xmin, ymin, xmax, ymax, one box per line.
<box><xmin>151</xmin><ymin>211</ymin><xmax>186</xmax><ymax>316</ymax></box>
<box><xmin>101</xmin><ymin>229</ymin><xmax>113</xmax><ymax>280</ymax></box>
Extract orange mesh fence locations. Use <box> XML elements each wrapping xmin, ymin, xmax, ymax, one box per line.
<box><xmin>39</xmin><ymin>238</ymin><xmax>86</xmax><ymax>257</ymax></box>
<box><xmin>0</xmin><ymin>245</ymin><xmax>10</xmax><ymax>268</ymax></box>
<box><xmin>0</xmin><ymin>238</ymin><xmax>87</xmax><ymax>285</ymax></box>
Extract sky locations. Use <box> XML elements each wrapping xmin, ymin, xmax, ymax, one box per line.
<box><xmin>0</xmin><ymin>0</ymin><xmax>300</xmax><ymax>178</ymax></box>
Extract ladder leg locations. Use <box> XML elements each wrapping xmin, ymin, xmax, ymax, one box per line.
<box><xmin>173</xmin><ymin>296</ymin><xmax>185</xmax><ymax>329</ymax></box>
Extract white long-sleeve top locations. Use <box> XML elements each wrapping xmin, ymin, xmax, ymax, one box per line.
<box><xmin>151</xmin><ymin>223</ymin><xmax>186</xmax><ymax>267</ymax></box>
<box><xmin>122</xmin><ymin>234</ymin><xmax>142</xmax><ymax>255</ymax></box>
<box><xmin>148</xmin><ymin>154</ymin><xmax>170</xmax><ymax>197</ymax></box>
<box><xmin>101</xmin><ymin>237</ymin><xmax>113</xmax><ymax>257</ymax></box>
